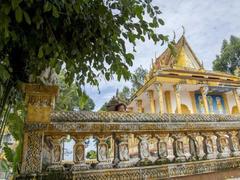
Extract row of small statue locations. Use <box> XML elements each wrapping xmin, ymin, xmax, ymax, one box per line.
<box><xmin>42</xmin><ymin>132</ymin><xmax>240</xmax><ymax>168</ymax></box>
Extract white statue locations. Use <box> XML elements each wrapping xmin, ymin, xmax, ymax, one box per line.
<box><xmin>176</xmin><ymin>141</ymin><xmax>184</xmax><ymax>156</ymax></box>
<box><xmin>140</xmin><ymin>139</ymin><xmax>150</xmax><ymax>159</ymax></box>
<box><xmin>159</xmin><ymin>142</ymin><xmax>168</xmax><ymax>157</ymax></box>
<box><xmin>119</xmin><ymin>144</ymin><xmax>129</xmax><ymax>161</ymax></box>
<box><xmin>206</xmin><ymin>139</ymin><xmax>213</xmax><ymax>154</ymax></box>
<box><xmin>98</xmin><ymin>144</ymin><xmax>107</xmax><ymax>162</ymax></box>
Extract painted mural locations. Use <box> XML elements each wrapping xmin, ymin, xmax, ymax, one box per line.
<box><xmin>195</xmin><ymin>94</ymin><xmax>225</xmax><ymax>114</ymax></box>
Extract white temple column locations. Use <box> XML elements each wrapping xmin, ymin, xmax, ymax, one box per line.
<box><xmin>174</xmin><ymin>84</ymin><xmax>182</xmax><ymax>114</ymax></box>
<box><xmin>147</xmin><ymin>90</ymin><xmax>155</xmax><ymax>113</ymax></box>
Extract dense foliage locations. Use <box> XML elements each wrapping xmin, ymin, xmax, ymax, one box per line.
<box><xmin>56</xmin><ymin>73</ymin><xmax>95</xmax><ymax>111</ymax></box>
<box><xmin>0</xmin><ymin>0</ymin><xmax>166</xmax><ymax>144</ymax></box>
<box><xmin>213</xmin><ymin>36</ymin><xmax>240</xmax><ymax>75</ymax></box>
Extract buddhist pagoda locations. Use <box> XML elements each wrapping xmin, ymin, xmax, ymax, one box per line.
<box><xmin>127</xmin><ymin>35</ymin><xmax>240</xmax><ymax>115</ymax></box>
<box><xmin>18</xmin><ymin>35</ymin><xmax>240</xmax><ymax>180</ymax></box>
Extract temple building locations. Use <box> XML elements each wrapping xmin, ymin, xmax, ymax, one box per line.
<box><xmin>127</xmin><ymin>36</ymin><xmax>240</xmax><ymax>115</ymax></box>
<box><xmin>17</xmin><ymin>36</ymin><xmax>240</xmax><ymax>179</ymax></box>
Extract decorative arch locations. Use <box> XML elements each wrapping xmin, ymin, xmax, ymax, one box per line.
<box><xmin>175</xmin><ymin>104</ymin><xmax>191</xmax><ymax>114</ymax></box>
<box><xmin>231</xmin><ymin>106</ymin><xmax>238</xmax><ymax>114</ymax></box>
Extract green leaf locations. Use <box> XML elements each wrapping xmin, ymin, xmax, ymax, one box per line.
<box><xmin>15</xmin><ymin>6</ymin><xmax>23</xmax><ymax>23</ymax></box>
<box><xmin>11</xmin><ymin>0</ymin><xmax>21</xmax><ymax>10</ymax></box>
<box><xmin>52</xmin><ymin>5</ymin><xmax>59</xmax><ymax>18</ymax></box>
<box><xmin>0</xmin><ymin>159</ymin><xmax>9</xmax><ymax>171</ymax></box>
<box><xmin>3</xmin><ymin>146</ymin><xmax>14</xmax><ymax>163</ymax></box>
<box><xmin>125</xmin><ymin>53</ymin><xmax>134</xmax><ymax>66</ymax></box>
<box><xmin>79</xmin><ymin>91</ymin><xmax>88</xmax><ymax>109</ymax></box>
<box><xmin>23</xmin><ymin>11</ymin><xmax>31</xmax><ymax>25</ymax></box>
<box><xmin>0</xmin><ymin>64</ymin><xmax>10</xmax><ymax>81</ymax></box>
<box><xmin>38</xmin><ymin>46</ymin><xmax>44</xmax><ymax>58</ymax></box>
<box><xmin>158</xmin><ymin>18</ymin><xmax>164</xmax><ymax>25</ymax></box>
<box><xmin>2</xmin><ymin>3</ymin><xmax>11</xmax><ymax>15</ymax></box>
<box><xmin>43</xmin><ymin>1</ymin><xmax>52</xmax><ymax>12</ymax></box>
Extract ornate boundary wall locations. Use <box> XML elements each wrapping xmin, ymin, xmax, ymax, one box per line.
<box><xmin>19</xmin><ymin>111</ymin><xmax>240</xmax><ymax>180</ymax></box>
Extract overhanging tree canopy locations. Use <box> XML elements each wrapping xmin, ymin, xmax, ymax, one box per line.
<box><xmin>0</xmin><ymin>0</ymin><xmax>167</xmax><ymax>87</ymax></box>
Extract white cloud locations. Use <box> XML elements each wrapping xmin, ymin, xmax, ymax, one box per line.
<box><xmin>87</xmin><ymin>0</ymin><xmax>240</xmax><ymax>111</ymax></box>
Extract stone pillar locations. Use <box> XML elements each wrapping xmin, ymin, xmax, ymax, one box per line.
<box><xmin>173</xmin><ymin>84</ymin><xmax>182</xmax><ymax>114</ymax></box>
<box><xmin>21</xmin><ymin>84</ymin><xmax>58</xmax><ymax>174</ymax></box>
<box><xmin>200</xmin><ymin>86</ymin><xmax>209</xmax><ymax>114</ymax></box>
<box><xmin>136</xmin><ymin>100</ymin><xmax>143</xmax><ymax>113</ymax></box>
<box><xmin>112</xmin><ymin>133</ymin><xmax>119</xmax><ymax>166</ymax></box>
<box><xmin>155</xmin><ymin>83</ymin><xmax>164</xmax><ymax>114</ymax></box>
<box><xmin>115</xmin><ymin>134</ymin><xmax>131</xmax><ymax>168</ymax></box>
<box><xmin>21</xmin><ymin>131</ymin><xmax>44</xmax><ymax>174</ymax></box>
<box><xmin>96</xmin><ymin>135</ymin><xmax>112</xmax><ymax>169</ymax></box>
<box><xmin>147</xmin><ymin>90</ymin><xmax>155</xmax><ymax>113</ymax></box>
<box><xmin>233</xmin><ymin>89</ymin><xmax>240</xmax><ymax>113</ymax></box>
<box><xmin>72</xmin><ymin>137</ymin><xmax>89</xmax><ymax>170</ymax></box>
<box><xmin>155</xmin><ymin>134</ymin><xmax>169</xmax><ymax>164</ymax></box>
<box><xmin>137</xmin><ymin>134</ymin><xmax>152</xmax><ymax>166</ymax></box>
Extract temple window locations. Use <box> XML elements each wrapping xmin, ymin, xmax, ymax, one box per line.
<box><xmin>85</xmin><ymin>137</ymin><xmax>97</xmax><ymax>162</ymax></box>
<box><xmin>62</xmin><ymin>135</ymin><xmax>75</xmax><ymax>161</ymax></box>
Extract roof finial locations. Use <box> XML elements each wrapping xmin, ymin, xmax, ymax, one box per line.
<box><xmin>182</xmin><ymin>25</ymin><xmax>185</xmax><ymax>36</ymax></box>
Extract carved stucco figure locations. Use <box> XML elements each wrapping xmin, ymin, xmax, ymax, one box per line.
<box><xmin>176</xmin><ymin>140</ymin><xmax>184</xmax><ymax>157</ymax></box>
<box><xmin>158</xmin><ymin>142</ymin><xmax>168</xmax><ymax>158</ymax></box>
<box><xmin>119</xmin><ymin>143</ymin><xmax>129</xmax><ymax>161</ymax></box>
<box><xmin>98</xmin><ymin>143</ymin><xmax>108</xmax><ymax>162</ymax></box>
<box><xmin>206</xmin><ymin>138</ymin><xmax>213</xmax><ymax>154</ymax></box>
<box><xmin>74</xmin><ymin>144</ymin><xmax>85</xmax><ymax>163</ymax></box>
<box><xmin>189</xmin><ymin>138</ymin><xmax>199</xmax><ymax>157</ymax></box>
<box><xmin>232</xmin><ymin>137</ymin><xmax>239</xmax><ymax>151</ymax></box>
<box><xmin>53</xmin><ymin>143</ymin><xmax>61</xmax><ymax>163</ymax></box>
<box><xmin>139</xmin><ymin>137</ymin><xmax>150</xmax><ymax>159</ymax></box>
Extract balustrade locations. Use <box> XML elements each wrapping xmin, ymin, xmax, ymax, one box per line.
<box><xmin>37</xmin><ymin>130</ymin><xmax>240</xmax><ymax>171</ymax></box>
<box><xmin>20</xmin><ymin>112</ymin><xmax>240</xmax><ymax>179</ymax></box>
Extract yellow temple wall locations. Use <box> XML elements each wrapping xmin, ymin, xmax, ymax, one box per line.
<box><xmin>179</xmin><ymin>91</ymin><xmax>194</xmax><ymax>113</ymax></box>
<box><xmin>169</xmin><ymin>91</ymin><xmax>193</xmax><ymax>114</ymax></box>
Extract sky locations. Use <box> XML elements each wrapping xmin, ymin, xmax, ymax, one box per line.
<box><xmin>86</xmin><ymin>0</ymin><xmax>240</xmax><ymax>111</ymax></box>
